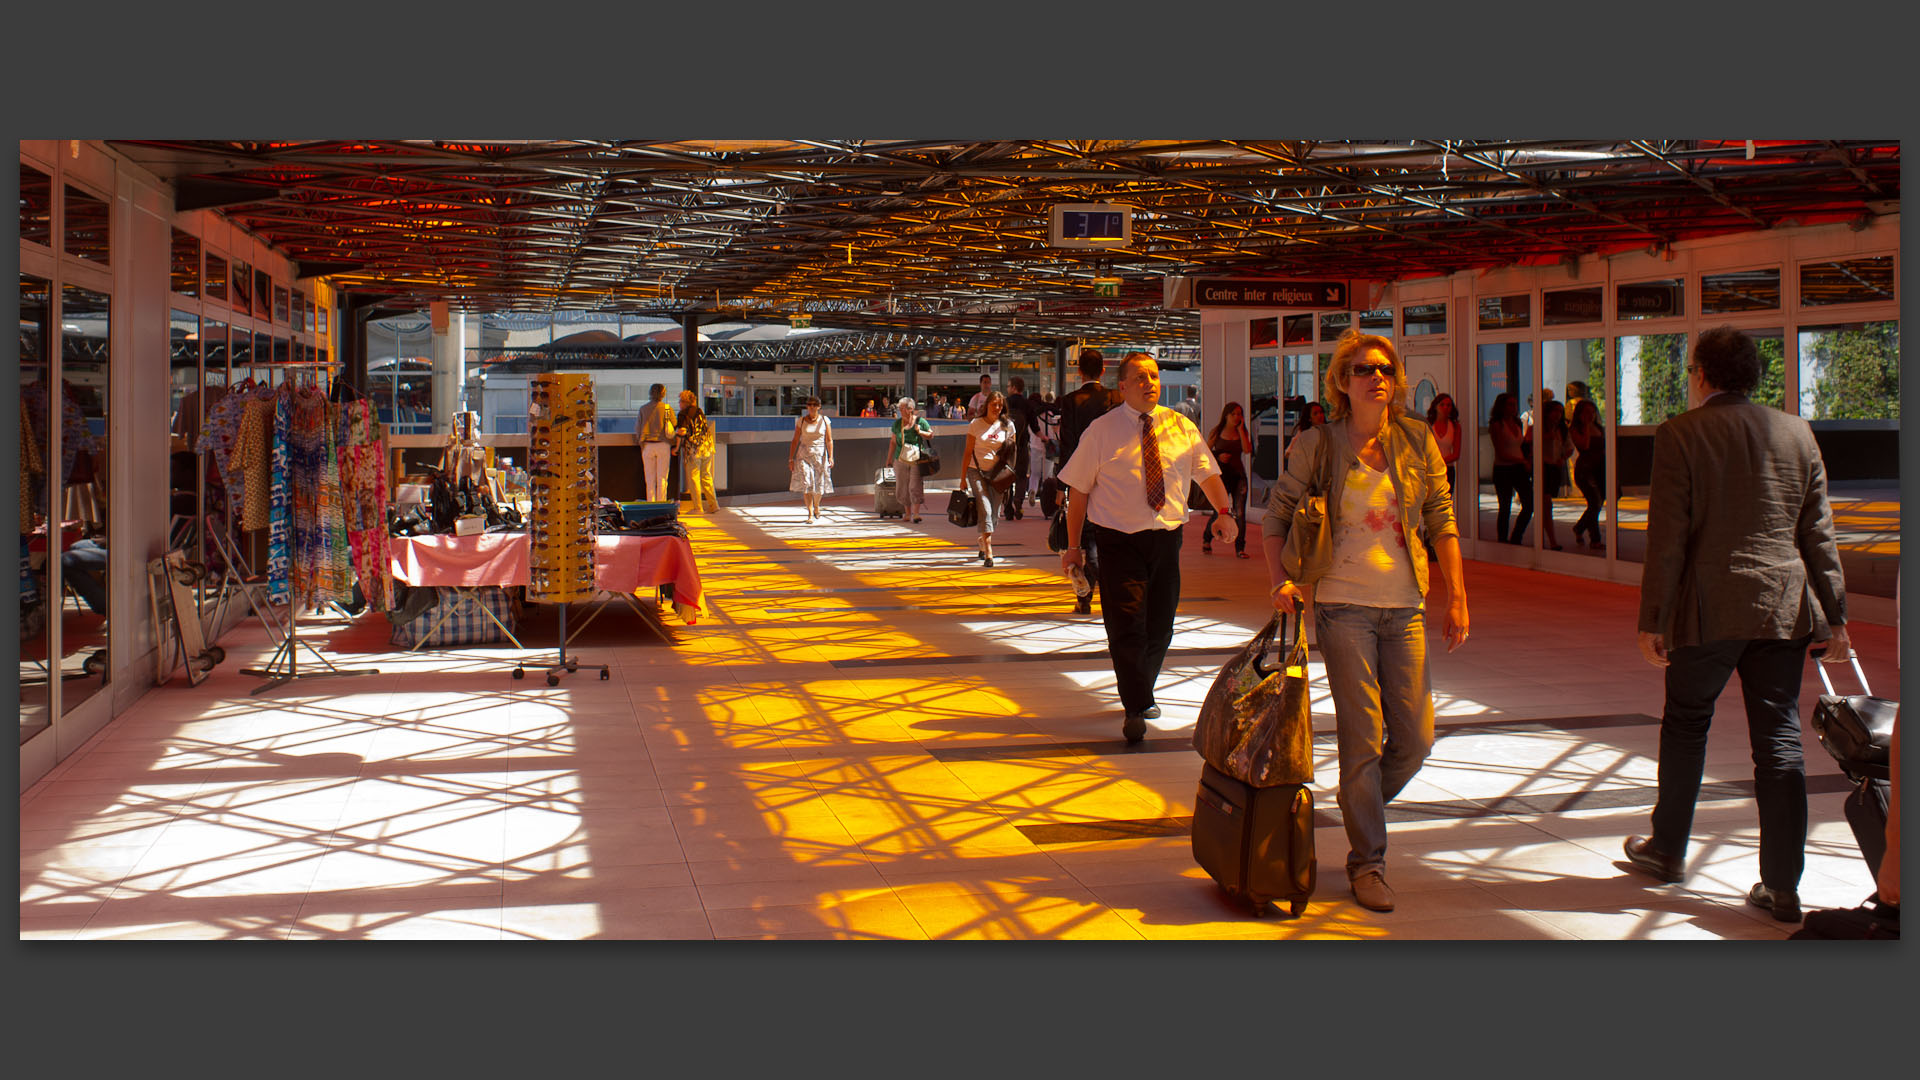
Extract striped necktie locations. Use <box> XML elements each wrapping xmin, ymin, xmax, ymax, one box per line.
<box><xmin>1141</xmin><ymin>411</ymin><xmax>1165</xmax><ymax>511</ymax></box>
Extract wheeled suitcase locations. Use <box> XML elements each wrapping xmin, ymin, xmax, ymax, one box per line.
<box><xmin>1191</xmin><ymin>761</ymin><xmax>1316</xmax><ymax>917</ymax></box>
<box><xmin>874</xmin><ymin>467</ymin><xmax>905</xmax><ymax>518</ymax></box>
<box><xmin>1844</xmin><ymin>775</ymin><xmax>1891</xmax><ymax>878</ymax></box>
<box><xmin>1809</xmin><ymin>649</ymin><xmax>1897</xmax><ymax>874</ymax></box>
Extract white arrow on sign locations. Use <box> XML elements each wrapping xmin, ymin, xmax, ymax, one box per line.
<box><xmin>1325</xmin><ymin>287</ymin><xmax>1340</xmax><ymax>303</ymax></box>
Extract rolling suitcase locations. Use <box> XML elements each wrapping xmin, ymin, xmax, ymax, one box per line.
<box><xmin>1192</xmin><ymin>762</ymin><xmax>1316</xmax><ymax>917</ymax></box>
<box><xmin>874</xmin><ymin>467</ymin><xmax>905</xmax><ymax>519</ymax></box>
<box><xmin>1810</xmin><ymin>648</ymin><xmax>1896</xmax><ymax>874</ymax></box>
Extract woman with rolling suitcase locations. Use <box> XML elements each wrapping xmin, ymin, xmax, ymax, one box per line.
<box><xmin>1263</xmin><ymin>331</ymin><xmax>1471</xmax><ymax>913</ymax></box>
<box><xmin>887</xmin><ymin>397</ymin><xmax>933</xmax><ymax>523</ymax></box>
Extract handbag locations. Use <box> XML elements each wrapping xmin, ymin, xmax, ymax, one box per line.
<box><xmin>946</xmin><ymin>488</ymin><xmax>979</xmax><ymax>528</ymax></box>
<box><xmin>918</xmin><ymin>442</ymin><xmax>941</xmax><ymax>477</ymax></box>
<box><xmin>975</xmin><ymin>426</ymin><xmax>1016</xmax><ymax>492</ymax></box>
<box><xmin>1047</xmin><ymin>506</ymin><xmax>1069</xmax><ymax>552</ymax></box>
<box><xmin>1810</xmin><ymin>649</ymin><xmax>1896</xmax><ymax>781</ymax></box>
<box><xmin>1192</xmin><ymin>609</ymin><xmax>1315</xmax><ymax>788</ymax></box>
<box><xmin>1276</xmin><ymin>431</ymin><xmax>1334</xmax><ymax>584</ymax></box>
<box><xmin>898</xmin><ymin>442</ymin><xmax>921</xmax><ymax>463</ymax></box>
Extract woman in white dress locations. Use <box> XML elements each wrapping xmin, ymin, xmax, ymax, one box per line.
<box><xmin>787</xmin><ymin>397</ymin><xmax>835</xmax><ymax>522</ymax></box>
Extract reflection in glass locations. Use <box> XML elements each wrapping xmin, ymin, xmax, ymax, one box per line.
<box><xmin>255</xmin><ymin>270</ymin><xmax>272</xmax><ymax>319</ymax></box>
<box><xmin>21</xmin><ymin>163</ymin><xmax>54</xmax><ymax>247</ymax></box>
<box><xmin>1319</xmin><ymin>311</ymin><xmax>1350</xmax><ymax>341</ymax></box>
<box><xmin>205</xmin><ymin>252</ymin><xmax>228</xmax><ymax>302</ymax></box>
<box><xmin>1282</xmin><ymin>314</ymin><xmax>1313</xmax><ymax>347</ymax></box>
<box><xmin>60</xmin><ymin>284</ymin><xmax>111</xmax><ymax>714</ymax></box>
<box><xmin>1799</xmin><ymin>256</ymin><xmax>1895</xmax><ymax>307</ymax></box>
<box><xmin>1359</xmin><ymin>308</ymin><xmax>1393</xmax><ymax>335</ymax></box>
<box><xmin>1615</xmin><ymin>332</ymin><xmax>1689</xmax><ymax>426</ymax></box>
<box><xmin>1798</xmin><ymin>321</ymin><xmax>1900</xmax><ymax>420</ymax></box>
<box><xmin>1543</xmin><ymin>286</ymin><xmax>1603</xmax><ymax>325</ymax></box>
<box><xmin>1616</xmin><ymin>278</ymin><xmax>1685</xmax><ymax>320</ymax></box>
<box><xmin>1544</xmin><ymin>339</ymin><xmax>1605</xmax><ymax>560</ymax></box>
<box><xmin>1249</xmin><ymin>354</ymin><xmax>1280</xmax><ymax>497</ymax></box>
<box><xmin>1401</xmin><ymin>302</ymin><xmax>1446</xmax><ymax>336</ymax></box>
<box><xmin>171</xmin><ymin>228</ymin><xmax>200</xmax><ymax>296</ymax></box>
<box><xmin>229</xmin><ymin>322</ymin><xmax>252</xmax><ymax>374</ymax></box>
<box><xmin>1478</xmin><ymin>294</ymin><xmax>1530</xmax><ymax>330</ymax></box>
<box><xmin>1477</xmin><ymin>342</ymin><xmax>1533</xmax><ymax>546</ymax></box>
<box><xmin>169</xmin><ymin>311</ymin><xmax>203</xmax><ymax>570</ymax></box>
<box><xmin>231</xmin><ymin>259</ymin><xmax>251</xmax><ymax>314</ymax></box>
<box><xmin>1249</xmin><ymin>318</ymin><xmax>1278</xmax><ymax>350</ymax></box>
<box><xmin>20</xmin><ymin>275</ymin><xmax>53</xmax><ymax>742</ymax></box>
<box><xmin>1745</xmin><ymin>329</ymin><xmax>1787</xmax><ymax>410</ymax></box>
<box><xmin>1702</xmin><ymin>268</ymin><xmax>1780</xmax><ymax>313</ymax></box>
<box><xmin>274</xmin><ymin>285</ymin><xmax>290</xmax><ymax>325</ymax></box>
<box><xmin>64</xmin><ymin>185</ymin><xmax>111</xmax><ymax>263</ymax></box>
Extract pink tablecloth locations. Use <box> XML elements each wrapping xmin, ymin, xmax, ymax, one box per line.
<box><xmin>389</xmin><ymin>533</ymin><xmax>702</xmax><ymax>620</ymax></box>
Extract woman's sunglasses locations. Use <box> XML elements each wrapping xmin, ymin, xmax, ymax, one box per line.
<box><xmin>1349</xmin><ymin>363</ymin><xmax>1395</xmax><ymax>379</ymax></box>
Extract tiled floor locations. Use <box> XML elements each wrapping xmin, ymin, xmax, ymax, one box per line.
<box><xmin>18</xmin><ymin>492</ymin><xmax>1896</xmax><ymax>940</ymax></box>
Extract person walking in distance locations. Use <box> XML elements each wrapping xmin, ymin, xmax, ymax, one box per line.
<box><xmin>1623</xmin><ymin>326</ymin><xmax>1852</xmax><ymax>925</ymax></box>
<box><xmin>1057</xmin><ymin>347</ymin><xmax>1124</xmax><ymax>615</ymax></box>
<box><xmin>672</xmin><ymin>389</ymin><xmax>718</xmax><ymax>514</ymax></box>
<box><xmin>1264</xmin><ymin>331</ymin><xmax>1470</xmax><ymax>913</ymax></box>
<box><xmin>1059</xmin><ymin>352</ymin><xmax>1239</xmax><ymax>746</ymax></box>
<box><xmin>968</xmin><ymin>373</ymin><xmax>994</xmax><ymax>419</ymax></box>
<box><xmin>1003</xmin><ymin>376</ymin><xmax>1034</xmax><ymax>519</ymax></box>
<box><xmin>635</xmin><ymin>383</ymin><xmax>676</xmax><ymax>503</ymax></box>
<box><xmin>787</xmin><ymin>397</ymin><xmax>835</xmax><ymax>523</ymax></box>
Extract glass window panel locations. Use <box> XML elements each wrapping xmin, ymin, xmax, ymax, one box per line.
<box><xmin>1798</xmin><ymin>320</ymin><xmax>1900</xmax><ymax>421</ymax></box>
<box><xmin>20</xmin><ymin>274</ymin><xmax>53</xmax><ymax>739</ymax></box>
<box><xmin>1319</xmin><ymin>311</ymin><xmax>1351</xmax><ymax>340</ymax></box>
<box><xmin>1248</xmin><ymin>355</ymin><xmax>1280</xmax><ymax>491</ymax></box>
<box><xmin>1616</xmin><ymin>278</ymin><xmax>1685</xmax><ymax>321</ymax></box>
<box><xmin>63</xmin><ymin>185</ymin><xmax>111</xmax><ymax>263</ymax></box>
<box><xmin>274</xmin><ymin>285</ymin><xmax>290</xmax><ymax>325</ymax></box>
<box><xmin>203</xmin><ymin>319</ymin><xmax>229</xmax><ymax>386</ymax></box>
<box><xmin>1543</xmin><ymin>339</ymin><xmax>1605</xmax><ymax>560</ymax></box>
<box><xmin>20</xmin><ymin>163</ymin><xmax>54</xmax><ymax>247</ymax></box>
<box><xmin>1402</xmin><ymin>302</ymin><xmax>1446</xmax><ymax>337</ymax></box>
<box><xmin>228</xmin><ymin>323</ymin><xmax>252</xmax><ymax>372</ymax></box>
<box><xmin>60</xmin><ymin>284</ymin><xmax>112</xmax><ymax>713</ymax></box>
<box><xmin>1543</xmin><ymin>286</ymin><xmax>1603</xmax><ymax>326</ymax></box>
<box><xmin>293</xmin><ymin>290</ymin><xmax>308</xmax><ymax>332</ymax></box>
<box><xmin>1249</xmin><ymin>317</ymin><xmax>1279</xmax><ymax>351</ymax></box>
<box><xmin>316</xmin><ymin>301</ymin><xmax>327</xmax><ymax>335</ymax></box>
<box><xmin>1477</xmin><ymin>342</ymin><xmax>1534</xmax><ymax>546</ymax></box>
<box><xmin>170</xmin><ymin>229</ymin><xmax>200</xmax><ymax>297</ymax></box>
<box><xmin>274</xmin><ymin>336</ymin><xmax>290</xmax><ymax>365</ymax></box>
<box><xmin>204</xmin><ymin>252</ymin><xmax>228</xmax><ymax>303</ymax></box>
<box><xmin>1281</xmin><ymin>314</ymin><xmax>1313</xmax><ymax>347</ymax></box>
<box><xmin>170</xmin><ymin>310</ymin><xmax>200</xmax><ymax>439</ymax></box>
<box><xmin>1359</xmin><ymin>308</ymin><xmax>1393</xmax><ymax>335</ymax></box>
<box><xmin>255</xmin><ymin>270</ymin><xmax>273</xmax><ymax>319</ymax></box>
<box><xmin>1701</xmin><ymin>268</ymin><xmax>1781</xmax><ymax>314</ymax></box>
<box><xmin>1478</xmin><ymin>294</ymin><xmax>1530</xmax><ymax>331</ymax></box>
<box><xmin>1800</xmin><ymin>256</ymin><xmax>1895</xmax><ymax>308</ymax></box>
<box><xmin>230</xmin><ymin>259</ymin><xmax>251</xmax><ymax>314</ymax></box>
<box><xmin>1616</xmin><ymin>333</ymin><xmax>1689</xmax><ymax>427</ymax></box>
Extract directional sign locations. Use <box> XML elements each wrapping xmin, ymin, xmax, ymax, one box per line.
<box><xmin>1190</xmin><ymin>278</ymin><xmax>1349</xmax><ymax>309</ymax></box>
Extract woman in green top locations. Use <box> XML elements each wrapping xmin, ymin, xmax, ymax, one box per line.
<box><xmin>672</xmin><ymin>389</ymin><xmax>719</xmax><ymax>514</ymax></box>
<box><xmin>887</xmin><ymin>397</ymin><xmax>933</xmax><ymax>522</ymax></box>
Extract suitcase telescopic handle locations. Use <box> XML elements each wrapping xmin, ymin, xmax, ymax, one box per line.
<box><xmin>1812</xmin><ymin>648</ymin><xmax>1871</xmax><ymax>698</ymax></box>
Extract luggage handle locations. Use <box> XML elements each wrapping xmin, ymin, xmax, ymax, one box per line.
<box><xmin>1811</xmin><ymin>647</ymin><xmax>1871</xmax><ymax>698</ymax></box>
<box><xmin>1252</xmin><ymin>607</ymin><xmax>1307</xmax><ymax>679</ymax></box>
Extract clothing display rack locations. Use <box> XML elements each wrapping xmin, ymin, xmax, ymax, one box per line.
<box><xmin>520</xmin><ymin>372</ymin><xmax>609</xmax><ymax>686</ymax></box>
<box><xmin>194</xmin><ymin>367</ymin><xmax>387</xmax><ymax>694</ymax></box>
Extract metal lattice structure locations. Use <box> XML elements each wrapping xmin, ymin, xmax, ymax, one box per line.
<box><xmin>110</xmin><ymin>139</ymin><xmax>1899</xmax><ymax>348</ymax></box>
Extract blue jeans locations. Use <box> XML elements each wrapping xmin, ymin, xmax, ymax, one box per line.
<box><xmin>964</xmin><ymin>467</ymin><xmax>1003</xmax><ymax>536</ymax></box>
<box><xmin>1314</xmin><ymin>602</ymin><xmax>1434</xmax><ymax>877</ymax></box>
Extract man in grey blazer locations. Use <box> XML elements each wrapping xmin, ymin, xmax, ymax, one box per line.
<box><xmin>1623</xmin><ymin>326</ymin><xmax>1852</xmax><ymax>924</ymax></box>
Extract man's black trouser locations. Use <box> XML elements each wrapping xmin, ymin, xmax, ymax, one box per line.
<box><xmin>1650</xmin><ymin>635</ymin><xmax>1812</xmax><ymax>892</ymax></box>
<box><xmin>1088</xmin><ymin>522</ymin><xmax>1183</xmax><ymax>715</ymax></box>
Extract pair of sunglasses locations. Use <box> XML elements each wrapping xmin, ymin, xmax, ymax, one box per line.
<box><xmin>1349</xmin><ymin>363</ymin><xmax>1395</xmax><ymax>378</ymax></box>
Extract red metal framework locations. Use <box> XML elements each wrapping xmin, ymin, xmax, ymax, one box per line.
<box><xmin>110</xmin><ymin>139</ymin><xmax>1898</xmax><ymax>347</ymax></box>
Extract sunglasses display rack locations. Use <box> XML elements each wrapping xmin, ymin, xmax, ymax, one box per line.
<box><xmin>521</xmin><ymin>372</ymin><xmax>610</xmax><ymax>685</ymax></box>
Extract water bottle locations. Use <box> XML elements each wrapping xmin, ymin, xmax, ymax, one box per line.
<box><xmin>1065</xmin><ymin>564</ymin><xmax>1092</xmax><ymax>599</ymax></box>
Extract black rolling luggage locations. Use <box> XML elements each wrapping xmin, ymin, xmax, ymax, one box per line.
<box><xmin>874</xmin><ymin>467</ymin><xmax>905</xmax><ymax>519</ymax></box>
<box><xmin>1810</xmin><ymin>648</ymin><xmax>1896</xmax><ymax>873</ymax></box>
<box><xmin>1192</xmin><ymin>763</ymin><xmax>1316</xmax><ymax>917</ymax></box>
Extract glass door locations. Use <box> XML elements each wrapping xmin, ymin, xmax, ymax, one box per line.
<box><xmin>1476</xmin><ymin>342</ymin><xmax>1533</xmax><ymax>546</ymax></box>
<box><xmin>1542</xmin><ymin>337</ymin><xmax>1606</xmax><ymax>559</ymax></box>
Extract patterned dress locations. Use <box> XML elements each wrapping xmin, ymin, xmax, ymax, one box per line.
<box><xmin>788</xmin><ymin>415</ymin><xmax>834</xmax><ymax>495</ymax></box>
<box><xmin>338</xmin><ymin>401</ymin><xmax>392</xmax><ymax>612</ymax></box>
<box><xmin>266</xmin><ymin>389</ymin><xmax>293</xmax><ymax>604</ymax></box>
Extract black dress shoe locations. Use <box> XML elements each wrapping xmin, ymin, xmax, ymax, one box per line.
<box><xmin>1623</xmin><ymin>836</ymin><xmax>1684</xmax><ymax>883</ymax></box>
<box><xmin>1121</xmin><ymin>711</ymin><xmax>1147</xmax><ymax>745</ymax></box>
<box><xmin>1748</xmin><ymin>882</ymin><xmax>1803</xmax><ymax>923</ymax></box>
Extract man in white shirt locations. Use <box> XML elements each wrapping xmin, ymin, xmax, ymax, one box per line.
<box><xmin>1059</xmin><ymin>352</ymin><xmax>1239</xmax><ymax>745</ymax></box>
<box><xmin>635</xmin><ymin>383</ymin><xmax>676</xmax><ymax>502</ymax></box>
<box><xmin>967</xmin><ymin>373</ymin><xmax>993</xmax><ymax>419</ymax></box>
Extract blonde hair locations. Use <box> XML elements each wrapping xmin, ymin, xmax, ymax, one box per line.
<box><xmin>1323</xmin><ymin>331</ymin><xmax>1408</xmax><ymax>421</ymax></box>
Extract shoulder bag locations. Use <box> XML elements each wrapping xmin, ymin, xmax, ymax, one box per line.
<box><xmin>975</xmin><ymin>422</ymin><xmax>1017</xmax><ymax>492</ymax></box>
<box><xmin>1277</xmin><ymin>429</ymin><xmax>1335</xmax><ymax>584</ymax></box>
<box><xmin>916</xmin><ymin>422</ymin><xmax>941</xmax><ymax>477</ymax></box>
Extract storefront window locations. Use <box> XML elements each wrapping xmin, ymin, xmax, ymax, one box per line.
<box><xmin>1616</xmin><ymin>278</ymin><xmax>1685</xmax><ymax>321</ymax></box>
<box><xmin>20</xmin><ymin>163</ymin><xmax>54</xmax><ymax>247</ymax></box>
<box><xmin>204</xmin><ymin>252</ymin><xmax>228</xmax><ymax>303</ymax></box>
<box><xmin>63</xmin><ymin>185</ymin><xmax>111</xmax><ymax>263</ymax></box>
<box><xmin>1282</xmin><ymin>314</ymin><xmax>1314</xmax><ymax>347</ymax></box>
<box><xmin>1615</xmin><ymin>333</ymin><xmax>1689</xmax><ymax>427</ymax></box>
<box><xmin>171</xmin><ymin>228</ymin><xmax>200</xmax><ymax>297</ymax></box>
<box><xmin>1319</xmin><ymin>311</ymin><xmax>1351</xmax><ymax>341</ymax></box>
<box><xmin>1359</xmin><ymin>308</ymin><xmax>1393</xmax><ymax>336</ymax></box>
<box><xmin>1249</xmin><ymin>318</ymin><xmax>1278</xmax><ymax>350</ymax></box>
<box><xmin>1701</xmin><ymin>268</ymin><xmax>1780</xmax><ymax>313</ymax></box>
<box><xmin>1478</xmin><ymin>294</ymin><xmax>1530</xmax><ymax>331</ymax></box>
<box><xmin>59</xmin><ymin>284</ymin><xmax>112</xmax><ymax>715</ymax></box>
<box><xmin>1543</xmin><ymin>286</ymin><xmax>1603</xmax><ymax>326</ymax></box>
<box><xmin>1798</xmin><ymin>320</ymin><xmax>1899</xmax><ymax>420</ymax></box>
<box><xmin>1402</xmin><ymin>302</ymin><xmax>1446</xmax><ymax>336</ymax></box>
<box><xmin>230</xmin><ymin>259</ymin><xmax>251</xmax><ymax>314</ymax></box>
<box><xmin>19</xmin><ymin>274</ymin><xmax>53</xmax><ymax>742</ymax></box>
<box><xmin>1799</xmin><ymin>256</ymin><xmax>1895</xmax><ymax>308</ymax></box>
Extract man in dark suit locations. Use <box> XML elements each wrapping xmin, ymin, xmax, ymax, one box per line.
<box><xmin>1056</xmin><ymin>349</ymin><xmax>1123</xmax><ymax>614</ymax></box>
<box><xmin>1624</xmin><ymin>326</ymin><xmax>1852</xmax><ymax>925</ymax></box>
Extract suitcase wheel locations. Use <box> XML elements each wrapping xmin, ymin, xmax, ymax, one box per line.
<box><xmin>1289</xmin><ymin>899</ymin><xmax>1307</xmax><ymax>917</ymax></box>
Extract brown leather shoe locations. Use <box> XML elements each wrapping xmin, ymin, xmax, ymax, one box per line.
<box><xmin>1350</xmin><ymin>869</ymin><xmax>1396</xmax><ymax>912</ymax></box>
<box><xmin>1748</xmin><ymin>882</ymin><xmax>1803</xmax><ymax>923</ymax></box>
<box><xmin>1623</xmin><ymin>835</ymin><xmax>1684</xmax><ymax>883</ymax></box>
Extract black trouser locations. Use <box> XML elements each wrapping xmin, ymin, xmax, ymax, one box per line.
<box><xmin>1650</xmin><ymin>636</ymin><xmax>1812</xmax><ymax>892</ymax></box>
<box><xmin>1492</xmin><ymin>462</ymin><xmax>1532</xmax><ymax>543</ymax></box>
<box><xmin>1204</xmin><ymin>467</ymin><xmax>1248</xmax><ymax>553</ymax></box>
<box><xmin>1089</xmin><ymin>522</ymin><xmax>1183</xmax><ymax>715</ymax></box>
<box><xmin>1573</xmin><ymin>467</ymin><xmax>1604</xmax><ymax>539</ymax></box>
<box><xmin>1009</xmin><ymin>445</ymin><xmax>1032</xmax><ymax>514</ymax></box>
